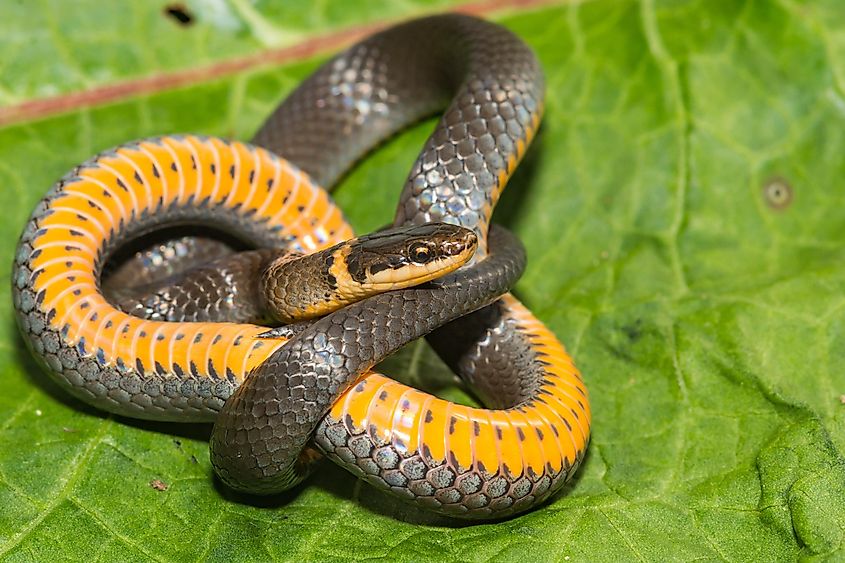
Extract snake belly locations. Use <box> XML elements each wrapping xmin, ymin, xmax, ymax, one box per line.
<box><xmin>12</xmin><ymin>14</ymin><xmax>591</xmax><ymax>519</ymax></box>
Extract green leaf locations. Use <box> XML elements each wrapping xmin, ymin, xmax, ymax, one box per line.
<box><xmin>2</xmin><ymin>0</ymin><xmax>844</xmax><ymax>560</ymax></box>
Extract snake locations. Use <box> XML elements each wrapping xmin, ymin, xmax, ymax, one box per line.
<box><xmin>12</xmin><ymin>14</ymin><xmax>591</xmax><ymax>519</ymax></box>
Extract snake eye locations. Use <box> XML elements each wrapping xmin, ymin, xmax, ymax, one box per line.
<box><xmin>409</xmin><ymin>242</ymin><xmax>433</xmax><ymax>264</ymax></box>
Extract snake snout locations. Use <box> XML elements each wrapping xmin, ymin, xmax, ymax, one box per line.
<box><xmin>442</xmin><ymin>226</ymin><xmax>478</xmax><ymax>257</ymax></box>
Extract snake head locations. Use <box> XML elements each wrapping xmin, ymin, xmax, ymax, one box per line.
<box><xmin>261</xmin><ymin>223</ymin><xmax>478</xmax><ymax>323</ymax></box>
<box><xmin>344</xmin><ymin>223</ymin><xmax>478</xmax><ymax>290</ymax></box>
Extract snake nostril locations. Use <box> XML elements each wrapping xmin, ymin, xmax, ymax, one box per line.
<box><xmin>445</xmin><ymin>242</ymin><xmax>465</xmax><ymax>256</ymax></box>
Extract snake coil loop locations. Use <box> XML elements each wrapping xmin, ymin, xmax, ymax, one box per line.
<box><xmin>12</xmin><ymin>14</ymin><xmax>590</xmax><ymax>519</ymax></box>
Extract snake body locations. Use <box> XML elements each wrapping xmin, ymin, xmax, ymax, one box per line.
<box><xmin>12</xmin><ymin>14</ymin><xmax>591</xmax><ymax>519</ymax></box>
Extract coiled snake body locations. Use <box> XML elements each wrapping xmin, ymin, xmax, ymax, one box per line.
<box><xmin>12</xmin><ymin>14</ymin><xmax>590</xmax><ymax>519</ymax></box>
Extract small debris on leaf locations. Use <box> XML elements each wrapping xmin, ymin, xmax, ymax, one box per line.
<box><xmin>150</xmin><ymin>479</ymin><xmax>169</xmax><ymax>491</ymax></box>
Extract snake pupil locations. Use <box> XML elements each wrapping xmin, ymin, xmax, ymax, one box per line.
<box><xmin>409</xmin><ymin>243</ymin><xmax>433</xmax><ymax>264</ymax></box>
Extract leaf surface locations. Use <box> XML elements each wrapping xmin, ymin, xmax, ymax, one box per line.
<box><xmin>0</xmin><ymin>0</ymin><xmax>843</xmax><ymax>560</ymax></box>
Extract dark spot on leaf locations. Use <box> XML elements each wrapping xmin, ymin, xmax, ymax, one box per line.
<box><xmin>163</xmin><ymin>4</ymin><xmax>194</xmax><ymax>26</ymax></box>
<box><xmin>621</xmin><ymin>319</ymin><xmax>643</xmax><ymax>343</ymax></box>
